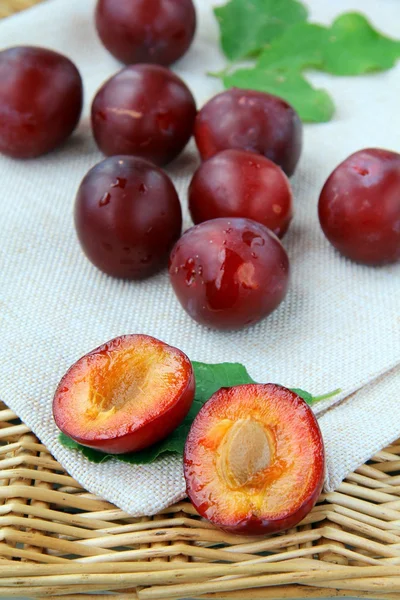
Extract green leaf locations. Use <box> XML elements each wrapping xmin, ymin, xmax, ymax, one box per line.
<box><xmin>212</xmin><ymin>4</ymin><xmax>400</xmax><ymax>124</ymax></box>
<box><xmin>59</xmin><ymin>432</ymin><xmax>112</xmax><ymax>463</ymax></box>
<box><xmin>290</xmin><ymin>388</ymin><xmax>313</xmax><ymax>404</ymax></box>
<box><xmin>257</xmin><ymin>23</ymin><xmax>326</xmax><ymax>72</ymax></box>
<box><xmin>309</xmin><ymin>388</ymin><xmax>342</xmax><ymax>405</ymax></box>
<box><xmin>214</xmin><ymin>0</ymin><xmax>308</xmax><ymax>61</ymax></box>
<box><xmin>222</xmin><ymin>67</ymin><xmax>335</xmax><ymax>123</ymax></box>
<box><xmin>257</xmin><ymin>14</ymin><xmax>400</xmax><ymax>76</ymax></box>
<box><xmin>291</xmin><ymin>387</ymin><xmax>342</xmax><ymax>406</ymax></box>
<box><xmin>323</xmin><ymin>13</ymin><xmax>400</xmax><ymax>75</ymax></box>
<box><xmin>58</xmin><ymin>361</ymin><xmax>341</xmax><ymax>464</ymax></box>
<box><xmin>192</xmin><ymin>361</ymin><xmax>255</xmax><ymax>403</ymax></box>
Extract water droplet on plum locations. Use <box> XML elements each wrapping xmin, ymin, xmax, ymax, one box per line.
<box><xmin>353</xmin><ymin>166</ymin><xmax>369</xmax><ymax>176</ymax></box>
<box><xmin>99</xmin><ymin>192</ymin><xmax>111</xmax><ymax>207</ymax></box>
<box><xmin>183</xmin><ymin>258</ymin><xmax>196</xmax><ymax>286</ymax></box>
<box><xmin>111</xmin><ymin>177</ymin><xmax>127</xmax><ymax>189</ymax></box>
<box><xmin>242</xmin><ymin>230</ymin><xmax>264</xmax><ymax>246</ymax></box>
<box><xmin>156</xmin><ymin>111</ymin><xmax>173</xmax><ymax>135</ymax></box>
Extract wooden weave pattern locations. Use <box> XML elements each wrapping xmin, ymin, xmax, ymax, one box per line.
<box><xmin>0</xmin><ymin>399</ymin><xmax>400</xmax><ymax>599</ymax></box>
<box><xmin>0</xmin><ymin>0</ymin><xmax>43</xmax><ymax>19</ymax></box>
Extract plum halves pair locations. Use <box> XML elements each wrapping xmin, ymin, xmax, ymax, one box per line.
<box><xmin>53</xmin><ymin>333</ymin><xmax>324</xmax><ymax>536</ymax></box>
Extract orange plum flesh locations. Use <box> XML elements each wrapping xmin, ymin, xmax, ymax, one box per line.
<box><xmin>53</xmin><ymin>334</ymin><xmax>195</xmax><ymax>453</ymax></box>
<box><xmin>184</xmin><ymin>384</ymin><xmax>324</xmax><ymax>535</ymax></box>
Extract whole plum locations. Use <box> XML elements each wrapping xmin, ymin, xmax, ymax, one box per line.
<box><xmin>95</xmin><ymin>0</ymin><xmax>196</xmax><ymax>67</ymax></box>
<box><xmin>169</xmin><ymin>218</ymin><xmax>290</xmax><ymax>330</ymax></box>
<box><xmin>75</xmin><ymin>155</ymin><xmax>182</xmax><ymax>279</ymax></box>
<box><xmin>92</xmin><ymin>64</ymin><xmax>196</xmax><ymax>166</ymax></box>
<box><xmin>0</xmin><ymin>46</ymin><xmax>82</xmax><ymax>158</ymax></box>
<box><xmin>319</xmin><ymin>148</ymin><xmax>400</xmax><ymax>265</ymax></box>
<box><xmin>194</xmin><ymin>88</ymin><xmax>302</xmax><ymax>176</ymax></box>
<box><xmin>189</xmin><ymin>149</ymin><xmax>293</xmax><ymax>237</ymax></box>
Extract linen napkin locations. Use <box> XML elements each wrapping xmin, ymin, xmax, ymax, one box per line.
<box><xmin>0</xmin><ymin>0</ymin><xmax>399</xmax><ymax>516</ymax></box>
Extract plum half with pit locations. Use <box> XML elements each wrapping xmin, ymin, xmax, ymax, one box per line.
<box><xmin>318</xmin><ymin>148</ymin><xmax>400</xmax><ymax>265</ymax></box>
<box><xmin>95</xmin><ymin>0</ymin><xmax>196</xmax><ymax>67</ymax></box>
<box><xmin>0</xmin><ymin>46</ymin><xmax>82</xmax><ymax>158</ymax></box>
<box><xmin>91</xmin><ymin>64</ymin><xmax>197</xmax><ymax>166</ymax></box>
<box><xmin>53</xmin><ymin>334</ymin><xmax>195</xmax><ymax>454</ymax></box>
<box><xmin>169</xmin><ymin>218</ymin><xmax>290</xmax><ymax>330</ymax></box>
<box><xmin>194</xmin><ymin>88</ymin><xmax>302</xmax><ymax>176</ymax></box>
<box><xmin>189</xmin><ymin>149</ymin><xmax>293</xmax><ymax>238</ymax></box>
<box><xmin>184</xmin><ymin>384</ymin><xmax>324</xmax><ymax>535</ymax></box>
<box><xmin>74</xmin><ymin>155</ymin><xmax>182</xmax><ymax>279</ymax></box>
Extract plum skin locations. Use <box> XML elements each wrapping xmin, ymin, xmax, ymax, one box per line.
<box><xmin>184</xmin><ymin>384</ymin><xmax>325</xmax><ymax>535</ymax></box>
<box><xmin>74</xmin><ymin>155</ymin><xmax>182</xmax><ymax>279</ymax></box>
<box><xmin>53</xmin><ymin>334</ymin><xmax>195</xmax><ymax>454</ymax></box>
<box><xmin>0</xmin><ymin>46</ymin><xmax>83</xmax><ymax>158</ymax></box>
<box><xmin>91</xmin><ymin>64</ymin><xmax>197</xmax><ymax>166</ymax></box>
<box><xmin>194</xmin><ymin>88</ymin><xmax>302</xmax><ymax>176</ymax></box>
<box><xmin>169</xmin><ymin>218</ymin><xmax>290</xmax><ymax>330</ymax></box>
<box><xmin>189</xmin><ymin>149</ymin><xmax>293</xmax><ymax>238</ymax></box>
<box><xmin>95</xmin><ymin>0</ymin><xmax>196</xmax><ymax>67</ymax></box>
<box><xmin>319</xmin><ymin>148</ymin><xmax>400</xmax><ymax>265</ymax></box>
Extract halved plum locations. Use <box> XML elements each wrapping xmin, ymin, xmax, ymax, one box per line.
<box><xmin>53</xmin><ymin>334</ymin><xmax>195</xmax><ymax>454</ymax></box>
<box><xmin>184</xmin><ymin>384</ymin><xmax>324</xmax><ymax>535</ymax></box>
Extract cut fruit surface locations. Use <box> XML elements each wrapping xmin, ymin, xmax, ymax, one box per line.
<box><xmin>184</xmin><ymin>384</ymin><xmax>324</xmax><ymax>535</ymax></box>
<box><xmin>53</xmin><ymin>335</ymin><xmax>195</xmax><ymax>454</ymax></box>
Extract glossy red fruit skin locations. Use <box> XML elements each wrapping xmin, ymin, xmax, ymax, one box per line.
<box><xmin>189</xmin><ymin>149</ymin><xmax>293</xmax><ymax>238</ymax></box>
<box><xmin>91</xmin><ymin>64</ymin><xmax>197</xmax><ymax>166</ymax></box>
<box><xmin>184</xmin><ymin>384</ymin><xmax>325</xmax><ymax>535</ymax></box>
<box><xmin>194</xmin><ymin>88</ymin><xmax>302</xmax><ymax>176</ymax></box>
<box><xmin>169</xmin><ymin>218</ymin><xmax>290</xmax><ymax>330</ymax></box>
<box><xmin>95</xmin><ymin>0</ymin><xmax>196</xmax><ymax>67</ymax></box>
<box><xmin>318</xmin><ymin>148</ymin><xmax>400</xmax><ymax>265</ymax></box>
<box><xmin>0</xmin><ymin>46</ymin><xmax>83</xmax><ymax>159</ymax></box>
<box><xmin>74</xmin><ymin>156</ymin><xmax>182</xmax><ymax>279</ymax></box>
<box><xmin>53</xmin><ymin>335</ymin><xmax>195</xmax><ymax>454</ymax></box>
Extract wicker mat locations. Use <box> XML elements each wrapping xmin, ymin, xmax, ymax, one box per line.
<box><xmin>0</xmin><ymin>0</ymin><xmax>43</xmax><ymax>19</ymax></box>
<box><xmin>1</xmin><ymin>399</ymin><xmax>400</xmax><ymax>599</ymax></box>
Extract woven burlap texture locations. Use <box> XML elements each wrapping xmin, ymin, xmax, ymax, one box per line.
<box><xmin>1</xmin><ymin>0</ymin><xmax>399</xmax><ymax>516</ymax></box>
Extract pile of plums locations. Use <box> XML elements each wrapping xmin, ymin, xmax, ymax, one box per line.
<box><xmin>1</xmin><ymin>0</ymin><xmax>399</xmax><ymax>332</ymax></box>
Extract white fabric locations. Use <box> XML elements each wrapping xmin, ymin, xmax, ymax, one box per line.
<box><xmin>0</xmin><ymin>0</ymin><xmax>399</xmax><ymax>516</ymax></box>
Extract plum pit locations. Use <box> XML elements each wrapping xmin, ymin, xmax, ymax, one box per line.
<box><xmin>217</xmin><ymin>419</ymin><xmax>272</xmax><ymax>489</ymax></box>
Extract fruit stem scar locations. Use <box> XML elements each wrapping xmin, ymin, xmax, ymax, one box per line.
<box><xmin>217</xmin><ymin>419</ymin><xmax>272</xmax><ymax>488</ymax></box>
